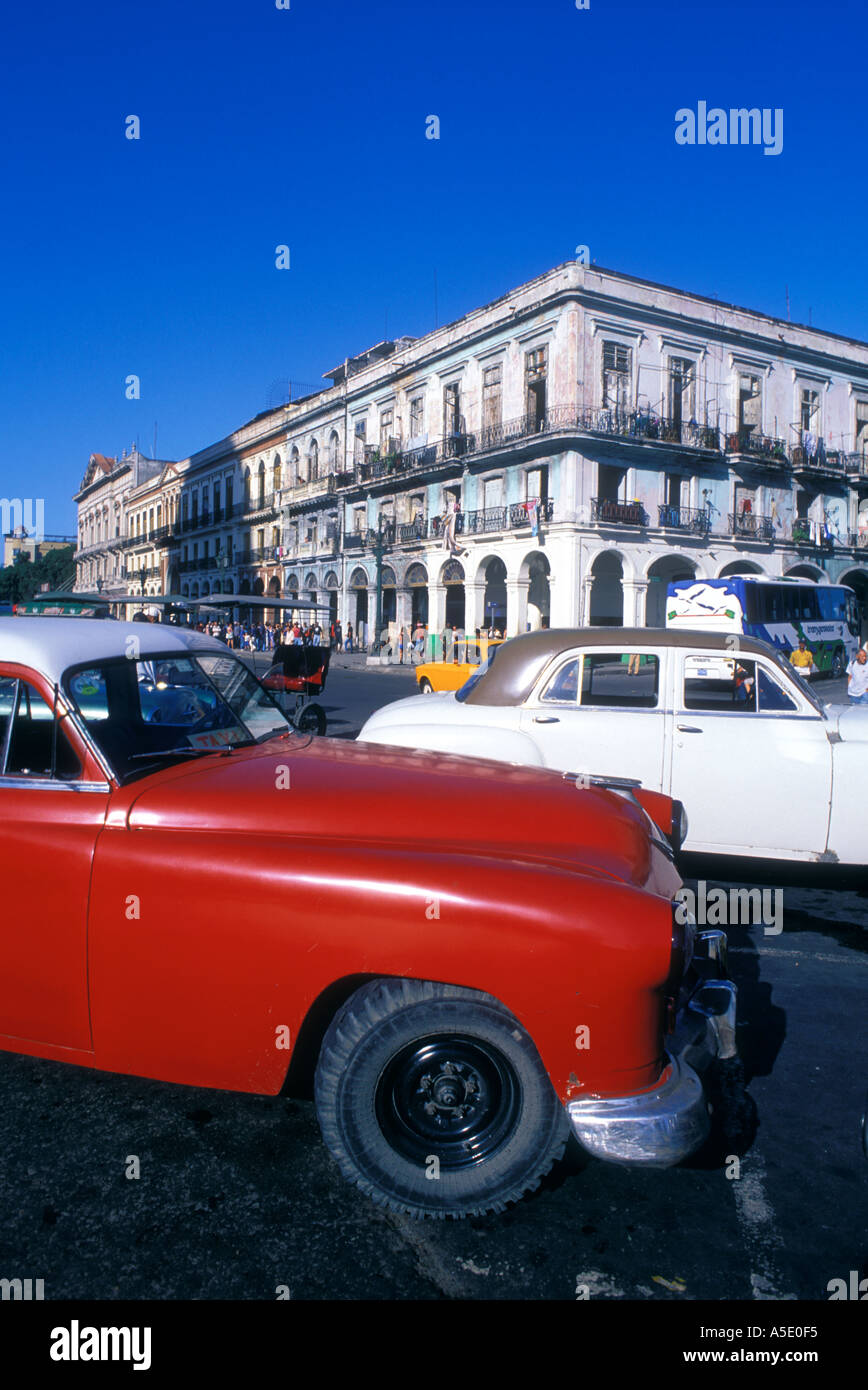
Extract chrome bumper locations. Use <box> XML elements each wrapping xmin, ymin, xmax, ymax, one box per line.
<box><xmin>566</xmin><ymin>929</ymin><xmax>737</xmax><ymax>1168</ymax></box>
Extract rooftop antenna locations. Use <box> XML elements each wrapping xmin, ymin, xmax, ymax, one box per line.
<box><xmin>434</xmin><ymin>269</ymin><xmax>439</xmax><ymax>329</ymax></box>
<box><xmin>153</xmin><ymin>421</ymin><xmax>158</xmax><ymax>459</ymax></box>
<box><xmin>785</xmin><ymin>285</ymin><xmax>790</xmax><ymax>321</ymax></box>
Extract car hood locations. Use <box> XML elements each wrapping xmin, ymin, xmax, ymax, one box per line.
<box><xmin>360</xmin><ymin>690</ymin><xmax>463</xmax><ymax>729</ymax></box>
<box><xmin>122</xmin><ymin>734</ymin><xmax>680</xmax><ymax>896</ymax></box>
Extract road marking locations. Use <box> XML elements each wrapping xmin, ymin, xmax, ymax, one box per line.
<box><xmin>730</xmin><ymin>1150</ymin><xmax>796</xmax><ymax>1300</ymax></box>
<box><xmin>729</xmin><ymin>947</ymin><xmax>868</xmax><ymax>967</ymax></box>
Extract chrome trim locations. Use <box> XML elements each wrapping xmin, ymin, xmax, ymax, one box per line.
<box><xmin>694</xmin><ymin>927</ymin><xmax>728</xmax><ymax>976</ymax></box>
<box><xmin>566</xmin><ymin>1055</ymin><xmax>710</xmax><ymax>1167</ymax></box>
<box><xmin>0</xmin><ymin>777</ymin><xmax>110</xmax><ymax>793</ymax></box>
<box><xmin>688</xmin><ymin>979</ymin><xmax>738</xmax><ymax>1061</ymax></box>
<box><xmin>675</xmin><ymin>709</ymin><xmax>821</xmax><ymax>722</ymax></box>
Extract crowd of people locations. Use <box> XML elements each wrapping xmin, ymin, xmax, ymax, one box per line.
<box><xmin>176</xmin><ymin>616</ymin><xmax>508</xmax><ymax>663</ymax></box>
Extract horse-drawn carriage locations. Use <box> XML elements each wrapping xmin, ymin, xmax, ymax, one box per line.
<box><xmin>261</xmin><ymin>643</ymin><xmax>330</xmax><ymax>735</ymax></box>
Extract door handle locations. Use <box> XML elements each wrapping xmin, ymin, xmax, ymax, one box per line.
<box><xmin>677</xmin><ymin>724</ymin><xmax>703</xmax><ymax>733</ymax></box>
<box><xmin>533</xmin><ymin>715</ymin><xmax>560</xmax><ymax>724</ymax></box>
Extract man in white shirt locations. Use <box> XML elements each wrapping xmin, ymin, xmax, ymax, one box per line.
<box><xmin>846</xmin><ymin>648</ymin><xmax>868</xmax><ymax>705</ymax></box>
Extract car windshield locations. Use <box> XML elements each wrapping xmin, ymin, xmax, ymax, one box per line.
<box><xmin>63</xmin><ymin>651</ymin><xmax>294</xmax><ymax>780</ymax></box>
<box><xmin>768</xmin><ymin>648</ymin><xmax>825</xmax><ymax>714</ymax></box>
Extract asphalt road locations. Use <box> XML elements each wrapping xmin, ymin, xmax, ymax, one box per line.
<box><xmin>0</xmin><ymin>660</ymin><xmax>865</xmax><ymax>1303</ymax></box>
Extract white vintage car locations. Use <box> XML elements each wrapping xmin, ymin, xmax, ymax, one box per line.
<box><xmin>358</xmin><ymin>628</ymin><xmax>868</xmax><ymax>865</ymax></box>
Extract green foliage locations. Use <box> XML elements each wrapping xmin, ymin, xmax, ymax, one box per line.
<box><xmin>0</xmin><ymin>545</ymin><xmax>75</xmax><ymax>603</ymax></box>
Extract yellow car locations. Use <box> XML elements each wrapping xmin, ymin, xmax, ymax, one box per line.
<box><xmin>416</xmin><ymin>638</ymin><xmax>503</xmax><ymax>693</ymax></box>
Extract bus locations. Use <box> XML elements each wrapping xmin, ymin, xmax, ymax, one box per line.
<box><xmin>665</xmin><ymin>575</ymin><xmax>861</xmax><ymax>677</ymax></box>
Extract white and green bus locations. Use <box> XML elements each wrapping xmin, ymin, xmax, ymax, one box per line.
<box><xmin>666</xmin><ymin>575</ymin><xmax>861</xmax><ymax>677</ymax></box>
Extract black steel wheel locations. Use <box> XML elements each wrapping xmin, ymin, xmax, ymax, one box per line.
<box><xmin>314</xmin><ymin>979</ymin><xmax>569</xmax><ymax>1218</ymax></box>
<box><xmin>831</xmin><ymin>648</ymin><xmax>845</xmax><ymax>679</ymax></box>
<box><xmin>295</xmin><ymin>703</ymin><xmax>327</xmax><ymax>736</ymax></box>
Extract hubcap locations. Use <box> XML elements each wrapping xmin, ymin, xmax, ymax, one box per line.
<box><xmin>375</xmin><ymin>1035</ymin><xmax>520</xmax><ymax>1169</ymax></box>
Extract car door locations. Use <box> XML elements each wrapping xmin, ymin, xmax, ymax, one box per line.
<box><xmin>669</xmin><ymin>651</ymin><xmax>832</xmax><ymax>856</ymax></box>
<box><xmin>518</xmin><ymin>644</ymin><xmax>669</xmax><ymax>789</ymax></box>
<box><xmin>0</xmin><ymin>669</ymin><xmax>109</xmax><ymax>1050</ymax></box>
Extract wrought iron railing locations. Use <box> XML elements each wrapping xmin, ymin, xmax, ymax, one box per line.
<box><xmin>729</xmin><ymin>512</ymin><xmax>775</xmax><ymax>540</ymax></box>
<box><xmin>429</xmin><ymin>499</ymin><xmax>554</xmax><ymax>540</ymax></box>
<box><xmin>724</xmin><ymin>431</ymin><xmax>788</xmax><ymax>463</ymax></box>
<box><xmin>591</xmin><ymin>497</ymin><xmax>648</xmax><ymax>526</ymax></box>
<box><xmin>657</xmin><ymin>504</ymin><xmax>713</xmax><ymax>534</ymax></box>
<box><xmin>843</xmin><ymin>452</ymin><xmax>868</xmax><ymax>475</ymax></box>
<box><xmin>578</xmin><ymin>409</ymin><xmax>719</xmax><ymax>450</ymax></box>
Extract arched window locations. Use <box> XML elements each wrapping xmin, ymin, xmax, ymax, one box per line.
<box><xmin>309</xmin><ymin>440</ymin><xmax>319</xmax><ymax>481</ymax></box>
<box><xmin>257</xmin><ymin>462</ymin><xmax>266</xmax><ymax>507</ymax></box>
<box><xmin>290</xmin><ymin>447</ymin><xmax>300</xmax><ymax>485</ymax></box>
<box><xmin>273</xmin><ymin>455</ymin><xmax>282</xmax><ymax>493</ymax></box>
<box><xmin>328</xmin><ymin>430</ymin><xmax>340</xmax><ymax>470</ymax></box>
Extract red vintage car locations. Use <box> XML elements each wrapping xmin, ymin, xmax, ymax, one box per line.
<box><xmin>0</xmin><ymin>618</ymin><xmax>736</xmax><ymax>1218</ymax></box>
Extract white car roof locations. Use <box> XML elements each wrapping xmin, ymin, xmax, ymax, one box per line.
<box><xmin>0</xmin><ymin>618</ymin><xmax>227</xmax><ymax>687</ymax></box>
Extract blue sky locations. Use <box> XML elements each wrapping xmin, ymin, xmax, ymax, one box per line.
<box><xmin>0</xmin><ymin>0</ymin><xmax>865</xmax><ymax>532</ymax></box>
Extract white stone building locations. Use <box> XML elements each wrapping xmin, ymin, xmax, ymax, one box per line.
<box><xmin>74</xmin><ymin>261</ymin><xmax>868</xmax><ymax>637</ymax></box>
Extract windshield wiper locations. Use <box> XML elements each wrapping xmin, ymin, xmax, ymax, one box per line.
<box><xmin>127</xmin><ymin>747</ymin><xmax>226</xmax><ymax>762</ymax></box>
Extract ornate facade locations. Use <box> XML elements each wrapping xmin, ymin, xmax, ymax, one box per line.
<box><xmin>74</xmin><ymin>262</ymin><xmax>868</xmax><ymax>635</ymax></box>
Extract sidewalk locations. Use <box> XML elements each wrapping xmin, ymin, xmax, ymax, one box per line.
<box><xmin>243</xmin><ymin>648</ymin><xmax>424</xmax><ymax>676</ymax></box>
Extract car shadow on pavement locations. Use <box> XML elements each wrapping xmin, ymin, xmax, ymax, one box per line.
<box><xmin>684</xmin><ymin>920</ymin><xmax>785</xmax><ymax>1169</ymax></box>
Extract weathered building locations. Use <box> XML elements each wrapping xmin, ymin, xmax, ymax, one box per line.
<box><xmin>74</xmin><ymin>261</ymin><xmax>868</xmax><ymax>634</ymax></box>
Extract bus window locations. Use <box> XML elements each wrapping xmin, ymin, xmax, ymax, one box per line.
<box><xmin>846</xmin><ymin>595</ymin><xmax>861</xmax><ymax>636</ymax></box>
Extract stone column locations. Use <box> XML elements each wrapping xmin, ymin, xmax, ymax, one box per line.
<box><xmin>621</xmin><ymin>579</ymin><xmax>648</xmax><ymax>627</ymax></box>
<box><xmin>506</xmin><ymin>576</ymin><xmax>531</xmax><ymax>636</ymax></box>
<box><xmin>393</xmin><ymin>588</ymin><xmax>413</xmax><ymax>663</ymax></box>
<box><xmin>428</xmin><ymin>581</ymin><xmax>447</xmax><ymax>661</ymax></box>
<box><xmin>464</xmin><ymin>580</ymin><xmax>486</xmax><ymax>637</ymax></box>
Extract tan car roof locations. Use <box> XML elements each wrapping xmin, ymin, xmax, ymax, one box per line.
<box><xmin>462</xmin><ymin>627</ymin><xmax>779</xmax><ymax>707</ymax></box>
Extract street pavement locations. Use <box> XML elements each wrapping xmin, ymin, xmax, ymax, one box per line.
<box><xmin>0</xmin><ymin>659</ymin><xmax>864</xmax><ymax>1303</ymax></box>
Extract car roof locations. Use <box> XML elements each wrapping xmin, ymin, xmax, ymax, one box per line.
<box><xmin>0</xmin><ymin>617</ymin><xmax>227</xmax><ymax>687</ymax></box>
<box><xmin>462</xmin><ymin>627</ymin><xmax>780</xmax><ymax>707</ymax></box>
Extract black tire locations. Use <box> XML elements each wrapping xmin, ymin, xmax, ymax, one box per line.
<box><xmin>296</xmin><ymin>703</ymin><xmax>327</xmax><ymax>736</ymax></box>
<box><xmin>831</xmin><ymin>648</ymin><xmax>845</xmax><ymax>679</ymax></box>
<box><xmin>314</xmin><ymin>978</ymin><xmax>569</xmax><ymax>1219</ymax></box>
<box><xmin>419</xmin><ymin>678</ymin><xmax>434</xmax><ymax>693</ymax></box>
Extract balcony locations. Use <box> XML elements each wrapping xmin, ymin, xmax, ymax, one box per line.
<box><xmin>284</xmin><ymin>474</ymin><xmax>338</xmax><ymax>506</ymax></box>
<box><xmin>580</xmin><ymin>409</ymin><xmax>720</xmax><ymax>452</ymax></box>
<box><xmin>591</xmin><ymin>497</ymin><xmax>648</xmax><ymax>527</ymax></box>
<box><xmin>844</xmin><ymin>452</ymin><xmax>868</xmax><ymax>477</ymax></box>
<box><xmin>848</xmin><ymin>530</ymin><xmax>868</xmax><ymax>549</ymax></box>
<box><xmin>397</xmin><ymin>518</ymin><xmax>426</xmax><ymax>543</ymax></box>
<box><xmin>791</xmin><ymin>445</ymin><xmax>848</xmax><ymax>476</ymax></box>
<box><xmin>474</xmin><ymin>406</ymin><xmax>578</xmax><ymax>453</ymax></box>
<box><xmin>241</xmin><ymin>497</ymin><xmax>279</xmax><ymax>523</ymax></box>
<box><xmin>657</xmin><ymin>504</ymin><xmax>713</xmax><ymax>535</ymax></box>
<box><xmin>729</xmin><ymin>512</ymin><xmax>775</xmax><ymax>541</ymax></box>
<box><xmin>429</xmin><ymin>499</ymin><xmax>555</xmax><ymax>540</ymax></box>
<box><xmin>790</xmin><ymin>520</ymin><xmax>835</xmax><ymax>549</ymax></box>
<box><xmin>724</xmin><ymin>431</ymin><xmax>789</xmax><ymax>466</ymax></box>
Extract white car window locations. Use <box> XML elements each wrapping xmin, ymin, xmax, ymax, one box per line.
<box><xmin>579</xmin><ymin>652</ymin><xmax>660</xmax><ymax>708</ymax></box>
<box><xmin>683</xmin><ymin>657</ymin><xmax>800</xmax><ymax>715</ymax></box>
<box><xmin>539</xmin><ymin>658</ymin><xmax>580</xmax><ymax>704</ymax></box>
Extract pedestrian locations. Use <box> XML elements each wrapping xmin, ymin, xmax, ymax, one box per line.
<box><xmin>846</xmin><ymin>647</ymin><xmax>868</xmax><ymax>705</ymax></box>
<box><xmin>789</xmin><ymin>637</ymin><xmax>814</xmax><ymax>676</ymax></box>
<box><xmin>346</xmin><ymin>622</ymin><xmax>354</xmax><ymax>652</ymax></box>
<box><xmin>412</xmin><ymin>621</ymin><xmax>425</xmax><ymax>662</ymax></box>
<box><xmin>335</xmin><ymin>620</ymin><xmax>343</xmax><ymax>652</ymax></box>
